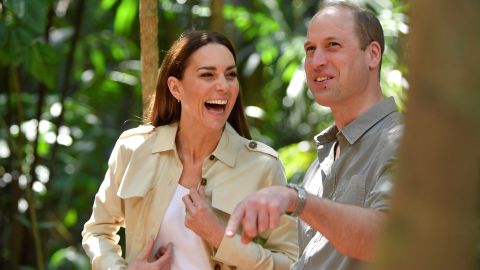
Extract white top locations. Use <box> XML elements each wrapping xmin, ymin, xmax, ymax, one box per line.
<box><xmin>152</xmin><ymin>184</ymin><xmax>211</xmax><ymax>270</ymax></box>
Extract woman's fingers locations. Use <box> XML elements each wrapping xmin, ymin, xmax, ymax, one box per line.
<box><xmin>138</xmin><ymin>238</ymin><xmax>154</xmax><ymax>260</ymax></box>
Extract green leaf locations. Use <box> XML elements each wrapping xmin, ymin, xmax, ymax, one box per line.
<box><xmin>26</xmin><ymin>42</ymin><xmax>59</xmax><ymax>88</ymax></box>
<box><xmin>49</xmin><ymin>247</ymin><xmax>90</xmax><ymax>270</ymax></box>
<box><xmin>4</xmin><ymin>26</ymin><xmax>35</xmax><ymax>65</ymax></box>
<box><xmin>111</xmin><ymin>43</ymin><xmax>126</xmax><ymax>60</ymax></box>
<box><xmin>5</xmin><ymin>0</ymin><xmax>48</xmax><ymax>34</ymax></box>
<box><xmin>101</xmin><ymin>0</ymin><xmax>118</xmax><ymax>10</ymax></box>
<box><xmin>63</xmin><ymin>209</ymin><xmax>78</xmax><ymax>228</ymax></box>
<box><xmin>16</xmin><ymin>214</ymin><xmax>31</xmax><ymax>228</ymax></box>
<box><xmin>114</xmin><ymin>0</ymin><xmax>138</xmax><ymax>35</ymax></box>
<box><xmin>91</xmin><ymin>49</ymin><xmax>106</xmax><ymax>73</ymax></box>
<box><xmin>260</xmin><ymin>46</ymin><xmax>278</xmax><ymax>65</ymax></box>
<box><xmin>37</xmin><ymin>136</ymin><xmax>51</xmax><ymax>157</ymax></box>
<box><xmin>282</xmin><ymin>62</ymin><xmax>299</xmax><ymax>82</ymax></box>
<box><xmin>49</xmin><ymin>248</ymin><xmax>67</xmax><ymax>269</ymax></box>
<box><xmin>279</xmin><ymin>142</ymin><xmax>316</xmax><ymax>182</ymax></box>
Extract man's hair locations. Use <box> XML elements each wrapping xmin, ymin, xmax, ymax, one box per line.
<box><xmin>318</xmin><ymin>1</ymin><xmax>385</xmax><ymax>73</ymax></box>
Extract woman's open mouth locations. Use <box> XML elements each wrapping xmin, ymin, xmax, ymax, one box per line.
<box><xmin>204</xmin><ymin>99</ymin><xmax>227</xmax><ymax>113</ymax></box>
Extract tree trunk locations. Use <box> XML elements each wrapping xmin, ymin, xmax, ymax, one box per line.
<box><xmin>375</xmin><ymin>1</ymin><xmax>480</xmax><ymax>269</ymax></box>
<box><xmin>210</xmin><ymin>0</ymin><xmax>224</xmax><ymax>33</ymax></box>
<box><xmin>139</xmin><ymin>0</ymin><xmax>159</xmax><ymax>118</ymax></box>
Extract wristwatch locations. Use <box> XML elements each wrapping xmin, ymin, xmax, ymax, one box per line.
<box><xmin>286</xmin><ymin>183</ymin><xmax>307</xmax><ymax>217</ymax></box>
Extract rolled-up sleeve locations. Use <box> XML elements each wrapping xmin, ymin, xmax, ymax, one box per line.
<box><xmin>82</xmin><ymin>140</ymin><xmax>127</xmax><ymax>270</ymax></box>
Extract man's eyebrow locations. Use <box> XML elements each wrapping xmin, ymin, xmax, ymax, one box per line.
<box><xmin>304</xmin><ymin>36</ymin><xmax>340</xmax><ymax>48</ymax></box>
<box><xmin>325</xmin><ymin>36</ymin><xmax>339</xmax><ymax>41</ymax></box>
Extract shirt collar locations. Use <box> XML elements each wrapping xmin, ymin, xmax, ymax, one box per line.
<box><xmin>315</xmin><ymin>97</ymin><xmax>398</xmax><ymax>145</ymax></box>
<box><xmin>151</xmin><ymin>122</ymin><xmax>240</xmax><ymax>167</ymax></box>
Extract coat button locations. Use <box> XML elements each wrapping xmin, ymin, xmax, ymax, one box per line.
<box><xmin>209</xmin><ymin>155</ymin><xmax>215</xmax><ymax>160</ymax></box>
<box><xmin>248</xmin><ymin>140</ymin><xmax>257</xmax><ymax>149</ymax></box>
<box><xmin>214</xmin><ymin>264</ymin><xmax>221</xmax><ymax>270</ymax></box>
<box><xmin>200</xmin><ymin>178</ymin><xmax>207</xmax><ymax>186</ymax></box>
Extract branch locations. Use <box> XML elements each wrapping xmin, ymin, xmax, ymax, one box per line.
<box><xmin>48</xmin><ymin>0</ymin><xmax>86</xmax><ymax>181</ymax></box>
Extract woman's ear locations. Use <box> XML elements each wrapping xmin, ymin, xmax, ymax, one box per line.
<box><xmin>167</xmin><ymin>76</ymin><xmax>182</xmax><ymax>101</ymax></box>
<box><xmin>367</xmin><ymin>41</ymin><xmax>382</xmax><ymax>70</ymax></box>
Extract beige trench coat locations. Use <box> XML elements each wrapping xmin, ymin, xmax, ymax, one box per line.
<box><xmin>82</xmin><ymin>123</ymin><xmax>298</xmax><ymax>270</ymax></box>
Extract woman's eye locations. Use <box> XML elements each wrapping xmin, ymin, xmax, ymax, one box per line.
<box><xmin>200</xmin><ymin>73</ymin><xmax>213</xmax><ymax>78</ymax></box>
<box><xmin>226</xmin><ymin>71</ymin><xmax>237</xmax><ymax>79</ymax></box>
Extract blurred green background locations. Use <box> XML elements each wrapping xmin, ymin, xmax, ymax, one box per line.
<box><xmin>0</xmin><ymin>0</ymin><xmax>408</xmax><ymax>269</ymax></box>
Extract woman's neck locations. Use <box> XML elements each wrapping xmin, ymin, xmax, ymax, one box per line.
<box><xmin>175</xmin><ymin>122</ymin><xmax>223</xmax><ymax>164</ymax></box>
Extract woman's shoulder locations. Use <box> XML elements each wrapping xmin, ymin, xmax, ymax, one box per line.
<box><xmin>242</xmin><ymin>139</ymin><xmax>279</xmax><ymax>159</ymax></box>
<box><xmin>119</xmin><ymin>125</ymin><xmax>156</xmax><ymax>139</ymax></box>
<box><xmin>225</xmin><ymin>123</ymin><xmax>279</xmax><ymax>159</ymax></box>
<box><xmin>115</xmin><ymin>125</ymin><xmax>157</xmax><ymax>151</ymax></box>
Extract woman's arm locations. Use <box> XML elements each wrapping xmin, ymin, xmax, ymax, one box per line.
<box><xmin>82</xmin><ymin>141</ymin><xmax>128</xmax><ymax>269</ymax></box>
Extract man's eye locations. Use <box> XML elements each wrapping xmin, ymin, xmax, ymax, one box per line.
<box><xmin>305</xmin><ymin>46</ymin><xmax>315</xmax><ymax>52</ymax></box>
<box><xmin>327</xmin><ymin>42</ymin><xmax>340</xmax><ymax>47</ymax></box>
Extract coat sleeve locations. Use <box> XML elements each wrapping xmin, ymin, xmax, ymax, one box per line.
<box><xmin>81</xmin><ymin>139</ymin><xmax>128</xmax><ymax>270</ymax></box>
<box><xmin>212</xmin><ymin>158</ymin><xmax>299</xmax><ymax>270</ymax></box>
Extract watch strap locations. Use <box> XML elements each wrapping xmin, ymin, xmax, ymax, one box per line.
<box><xmin>286</xmin><ymin>183</ymin><xmax>307</xmax><ymax>217</ymax></box>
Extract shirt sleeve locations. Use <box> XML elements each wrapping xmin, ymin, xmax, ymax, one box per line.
<box><xmin>81</xmin><ymin>140</ymin><xmax>128</xmax><ymax>270</ymax></box>
<box><xmin>211</xmin><ymin>159</ymin><xmax>299</xmax><ymax>269</ymax></box>
<box><xmin>365</xmin><ymin>156</ymin><xmax>397</xmax><ymax>211</ymax></box>
<box><xmin>365</xmin><ymin>125</ymin><xmax>403</xmax><ymax>211</ymax></box>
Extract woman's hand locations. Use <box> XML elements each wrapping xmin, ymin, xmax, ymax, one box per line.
<box><xmin>128</xmin><ymin>239</ymin><xmax>173</xmax><ymax>270</ymax></box>
<box><xmin>183</xmin><ymin>186</ymin><xmax>225</xmax><ymax>248</ymax></box>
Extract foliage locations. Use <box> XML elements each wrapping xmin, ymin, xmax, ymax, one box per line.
<box><xmin>0</xmin><ymin>0</ymin><xmax>408</xmax><ymax>269</ymax></box>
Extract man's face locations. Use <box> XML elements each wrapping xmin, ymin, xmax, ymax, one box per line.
<box><xmin>304</xmin><ymin>8</ymin><xmax>371</xmax><ymax>109</ymax></box>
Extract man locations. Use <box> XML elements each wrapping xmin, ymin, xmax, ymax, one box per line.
<box><xmin>225</xmin><ymin>2</ymin><xmax>404</xmax><ymax>269</ymax></box>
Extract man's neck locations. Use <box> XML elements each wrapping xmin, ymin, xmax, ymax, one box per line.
<box><xmin>331</xmin><ymin>91</ymin><xmax>383</xmax><ymax>130</ymax></box>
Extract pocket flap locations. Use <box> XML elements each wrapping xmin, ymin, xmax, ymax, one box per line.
<box><xmin>211</xmin><ymin>185</ymin><xmax>255</xmax><ymax>214</ymax></box>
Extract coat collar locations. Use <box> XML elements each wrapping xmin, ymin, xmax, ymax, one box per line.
<box><xmin>151</xmin><ymin>122</ymin><xmax>241</xmax><ymax>167</ymax></box>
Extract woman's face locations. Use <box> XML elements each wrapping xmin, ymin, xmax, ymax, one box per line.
<box><xmin>169</xmin><ymin>43</ymin><xmax>239</xmax><ymax>132</ymax></box>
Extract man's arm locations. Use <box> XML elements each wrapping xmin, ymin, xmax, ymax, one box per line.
<box><xmin>300</xmin><ymin>191</ymin><xmax>385</xmax><ymax>261</ymax></box>
<box><xmin>225</xmin><ymin>186</ymin><xmax>385</xmax><ymax>261</ymax></box>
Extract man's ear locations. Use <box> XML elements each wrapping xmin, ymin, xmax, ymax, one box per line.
<box><xmin>366</xmin><ymin>41</ymin><xmax>382</xmax><ymax>70</ymax></box>
<box><xmin>167</xmin><ymin>76</ymin><xmax>182</xmax><ymax>101</ymax></box>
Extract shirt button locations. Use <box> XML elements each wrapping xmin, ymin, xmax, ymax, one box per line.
<box><xmin>214</xmin><ymin>264</ymin><xmax>221</xmax><ymax>270</ymax></box>
<box><xmin>248</xmin><ymin>140</ymin><xmax>257</xmax><ymax>149</ymax></box>
<box><xmin>200</xmin><ymin>178</ymin><xmax>207</xmax><ymax>186</ymax></box>
<box><xmin>209</xmin><ymin>155</ymin><xmax>215</xmax><ymax>160</ymax></box>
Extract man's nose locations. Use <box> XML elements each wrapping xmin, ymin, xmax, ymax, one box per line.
<box><xmin>312</xmin><ymin>50</ymin><xmax>327</xmax><ymax>68</ymax></box>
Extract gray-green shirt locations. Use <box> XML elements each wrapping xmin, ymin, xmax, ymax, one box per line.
<box><xmin>292</xmin><ymin>97</ymin><xmax>403</xmax><ymax>270</ymax></box>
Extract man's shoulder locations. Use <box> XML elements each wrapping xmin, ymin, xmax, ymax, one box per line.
<box><xmin>380</xmin><ymin>111</ymin><xmax>404</xmax><ymax>141</ymax></box>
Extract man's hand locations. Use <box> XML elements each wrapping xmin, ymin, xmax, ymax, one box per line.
<box><xmin>225</xmin><ymin>186</ymin><xmax>297</xmax><ymax>244</ymax></box>
<box><xmin>182</xmin><ymin>186</ymin><xmax>225</xmax><ymax>248</ymax></box>
<box><xmin>128</xmin><ymin>239</ymin><xmax>172</xmax><ymax>270</ymax></box>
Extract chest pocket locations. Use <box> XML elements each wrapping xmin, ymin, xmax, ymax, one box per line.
<box><xmin>333</xmin><ymin>174</ymin><xmax>366</xmax><ymax>207</ymax></box>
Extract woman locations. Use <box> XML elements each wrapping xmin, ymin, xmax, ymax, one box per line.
<box><xmin>82</xmin><ymin>30</ymin><xmax>298</xmax><ymax>270</ymax></box>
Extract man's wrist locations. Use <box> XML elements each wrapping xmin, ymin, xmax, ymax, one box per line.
<box><xmin>285</xmin><ymin>183</ymin><xmax>307</xmax><ymax>217</ymax></box>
